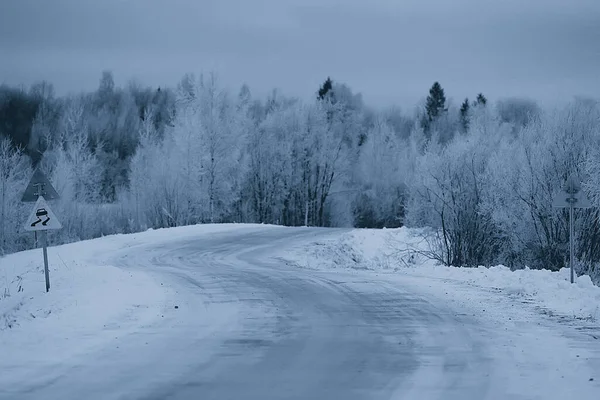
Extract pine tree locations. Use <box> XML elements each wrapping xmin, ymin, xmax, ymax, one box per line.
<box><xmin>318</xmin><ymin>77</ymin><xmax>334</xmax><ymax>100</ymax></box>
<box><xmin>425</xmin><ymin>82</ymin><xmax>447</xmax><ymax>122</ymax></box>
<box><xmin>460</xmin><ymin>98</ymin><xmax>470</xmax><ymax>132</ymax></box>
<box><xmin>476</xmin><ymin>93</ymin><xmax>487</xmax><ymax>106</ymax></box>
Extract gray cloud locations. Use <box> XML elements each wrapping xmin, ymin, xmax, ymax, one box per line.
<box><xmin>1</xmin><ymin>0</ymin><xmax>599</xmax><ymax>109</ymax></box>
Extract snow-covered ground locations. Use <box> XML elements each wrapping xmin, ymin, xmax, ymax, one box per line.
<box><xmin>0</xmin><ymin>236</ymin><xmax>164</xmax><ymax>366</ymax></box>
<box><xmin>277</xmin><ymin>227</ymin><xmax>600</xmax><ymax>399</ymax></box>
<box><xmin>0</xmin><ymin>224</ymin><xmax>255</xmax><ymax>332</ymax></box>
<box><xmin>279</xmin><ymin>227</ymin><xmax>600</xmax><ymax>324</ymax></box>
<box><xmin>2</xmin><ymin>224</ymin><xmax>600</xmax><ymax>399</ymax></box>
<box><xmin>0</xmin><ymin>223</ymin><xmax>268</xmax><ymax>394</ymax></box>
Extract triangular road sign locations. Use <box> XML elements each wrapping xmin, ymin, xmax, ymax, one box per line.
<box><xmin>553</xmin><ymin>175</ymin><xmax>593</xmax><ymax>209</ymax></box>
<box><xmin>553</xmin><ymin>191</ymin><xmax>593</xmax><ymax>208</ymax></box>
<box><xmin>24</xmin><ymin>196</ymin><xmax>62</xmax><ymax>231</ymax></box>
<box><xmin>21</xmin><ymin>169</ymin><xmax>60</xmax><ymax>202</ymax></box>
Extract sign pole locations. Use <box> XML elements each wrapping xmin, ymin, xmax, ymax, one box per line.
<box><xmin>21</xmin><ymin>169</ymin><xmax>62</xmax><ymax>293</ymax></box>
<box><xmin>569</xmin><ymin>203</ymin><xmax>574</xmax><ymax>284</ymax></box>
<box><xmin>42</xmin><ymin>230</ymin><xmax>50</xmax><ymax>292</ymax></box>
<box><xmin>552</xmin><ymin>173</ymin><xmax>593</xmax><ymax>284</ymax></box>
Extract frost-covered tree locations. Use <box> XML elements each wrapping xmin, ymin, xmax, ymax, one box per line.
<box><xmin>41</xmin><ymin>99</ymin><xmax>104</xmax><ymax>241</ymax></box>
<box><xmin>130</xmin><ymin>73</ymin><xmax>240</xmax><ymax>227</ymax></box>
<box><xmin>406</xmin><ymin>106</ymin><xmax>509</xmax><ymax>267</ymax></box>
<box><xmin>124</xmin><ymin>108</ymin><xmax>163</xmax><ymax>230</ymax></box>
<box><xmin>27</xmin><ymin>81</ymin><xmax>59</xmax><ymax>166</ymax></box>
<box><xmin>245</xmin><ymin>105</ymin><xmax>295</xmax><ymax>224</ymax></box>
<box><xmin>496</xmin><ymin>97</ymin><xmax>540</xmax><ymax>130</ymax></box>
<box><xmin>483</xmin><ymin>101</ymin><xmax>599</xmax><ymax>272</ymax></box>
<box><xmin>3</xmin><ymin>70</ymin><xmax>600</xmax><ymax>287</ymax></box>
<box><xmin>300</xmin><ymin>102</ymin><xmax>344</xmax><ymax>226</ymax></box>
<box><xmin>196</xmin><ymin>73</ymin><xmax>239</xmax><ymax>222</ymax></box>
<box><xmin>354</xmin><ymin>117</ymin><xmax>407</xmax><ymax>228</ymax></box>
<box><xmin>0</xmin><ymin>139</ymin><xmax>30</xmax><ymax>254</ymax></box>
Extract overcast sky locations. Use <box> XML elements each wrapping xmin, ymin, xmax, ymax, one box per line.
<box><xmin>1</xmin><ymin>0</ymin><xmax>599</xmax><ymax>109</ymax></box>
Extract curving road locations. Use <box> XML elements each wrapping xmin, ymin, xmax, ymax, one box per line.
<box><xmin>11</xmin><ymin>227</ymin><xmax>500</xmax><ymax>399</ymax></box>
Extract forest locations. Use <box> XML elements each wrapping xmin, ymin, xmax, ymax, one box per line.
<box><xmin>1</xmin><ymin>71</ymin><xmax>599</xmax><ymax>283</ymax></box>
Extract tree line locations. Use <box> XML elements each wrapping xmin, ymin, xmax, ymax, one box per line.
<box><xmin>0</xmin><ymin>71</ymin><xmax>598</xmax><ymax>284</ymax></box>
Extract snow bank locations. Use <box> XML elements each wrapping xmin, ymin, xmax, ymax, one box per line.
<box><xmin>276</xmin><ymin>227</ymin><xmax>600</xmax><ymax>398</ymax></box>
<box><xmin>0</xmin><ymin>223</ymin><xmax>272</xmax><ymax>328</ymax></box>
<box><xmin>281</xmin><ymin>227</ymin><xmax>600</xmax><ymax>323</ymax></box>
<box><xmin>0</xmin><ymin>240</ymin><xmax>166</xmax><ymax>381</ymax></box>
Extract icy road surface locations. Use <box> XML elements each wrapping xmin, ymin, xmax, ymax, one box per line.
<box><xmin>2</xmin><ymin>225</ymin><xmax>599</xmax><ymax>399</ymax></box>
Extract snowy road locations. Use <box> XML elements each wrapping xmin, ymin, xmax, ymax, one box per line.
<box><xmin>130</xmin><ymin>229</ymin><xmax>492</xmax><ymax>400</ymax></box>
<box><xmin>2</xmin><ymin>226</ymin><xmax>598</xmax><ymax>399</ymax></box>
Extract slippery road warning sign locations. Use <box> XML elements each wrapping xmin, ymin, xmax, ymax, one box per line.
<box><xmin>21</xmin><ymin>176</ymin><xmax>63</xmax><ymax>292</ymax></box>
<box><xmin>24</xmin><ymin>196</ymin><xmax>62</xmax><ymax>232</ymax></box>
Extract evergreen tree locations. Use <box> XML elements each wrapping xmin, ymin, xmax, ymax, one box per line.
<box><xmin>476</xmin><ymin>93</ymin><xmax>487</xmax><ymax>106</ymax></box>
<box><xmin>318</xmin><ymin>77</ymin><xmax>334</xmax><ymax>101</ymax></box>
<box><xmin>425</xmin><ymin>82</ymin><xmax>447</xmax><ymax>122</ymax></box>
<box><xmin>460</xmin><ymin>97</ymin><xmax>470</xmax><ymax>132</ymax></box>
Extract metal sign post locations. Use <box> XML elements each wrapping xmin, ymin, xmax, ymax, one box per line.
<box><xmin>21</xmin><ymin>169</ymin><xmax>62</xmax><ymax>293</ymax></box>
<box><xmin>42</xmin><ymin>231</ymin><xmax>50</xmax><ymax>292</ymax></box>
<box><xmin>569</xmin><ymin>204</ymin><xmax>574</xmax><ymax>284</ymax></box>
<box><xmin>552</xmin><ymin>174</ymin><xmax>592</xmax><ymax>283</ymax></box>
<box><xmin>23</xmin><ymin>196</ymin><xmax>62</xmax><ymax>292</ymax></box>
